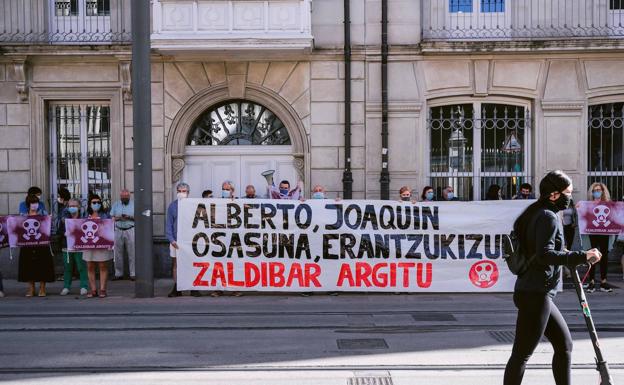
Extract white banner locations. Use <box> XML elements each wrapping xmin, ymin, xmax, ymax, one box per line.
<box><xmin>177</xmin><ymin>199</ymin><xmax>531</xmax><ymax>292</ymax></box>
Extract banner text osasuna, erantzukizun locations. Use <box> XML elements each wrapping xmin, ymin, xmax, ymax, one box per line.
<box><xmin>176</xmin><ymin>199</ymin><xmax>532</xmax><ymax>292</ymax></box>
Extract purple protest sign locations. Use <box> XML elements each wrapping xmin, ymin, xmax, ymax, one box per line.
<box><xmin>0</xmin><ymin>216</ymin><xmax>9</xmax><ymax>248</ymax></box>
<box><xmin>577</xmin><ymin>201</ymin><xmax>624</xmax><ymax>235</ymax></box>
<box><xmin>7</xmin><ymin>215</ymin><xmax>52</xmax><ymax>247</ymax></box>
<box><xmin>65</xmin><ymin>218</ymin><xmax>114</xmax><ymax>251</ymax></box>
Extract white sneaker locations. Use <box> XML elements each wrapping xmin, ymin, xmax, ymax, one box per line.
<box><xmin>0</xmin><ymin>291</ymin><xmax>5</xmax><ymax>298</ymax></box>
<box><xmin>60</xmin><ymin>288</ymin><xmax>70</xmax><ymax>296</ymax></box>
<box><xmin>80</xmin><ymin>288</ymin><xmax>88</xmax><ymax>296</ymax></box>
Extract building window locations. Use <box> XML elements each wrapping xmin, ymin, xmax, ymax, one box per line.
<box><xmin>187</xmin><ymin>100</ymin><xmax>291</xmax><ymax>146</ymax></box>
<box><xmin>481</xmin><ymin>0</ymin><xmax>504</xmax><ymax>12</ymax></box>
<box><xmin>428</xmin><ymin>102</ymin><xmax>530</xmax><ymax>200</ymax></box>
<box><xmin>86</xmin><ymin>0</ymin><xmax>110</xmax><ymax>16</ymax></box>
<box><xmin>55</xmin><ymin>0</ymin><xmax>78</xmax><ymax>16</ymax></box>
<box><xmin>54</xmin><ymin>0</ymin><xmax>110</xmax><ymax>17</ymax></box>
<box><xmin>449</xmin><ymin>0</ymin><xmax>473</xmax><ymax>13</ymax></box>
<box><xmin>49</xmin><ymin>104</ymin><xmax>112</xmax><ymax>211</ymax></box>
<box><xmin>588</xmin><ymin>103</ymin><xmax>624</xmax><ymax>200</ymax></box>
<box><xmin>610</xmin><ymin>0</ymin><xmax>624</xmax><ymax>10</ymax></box>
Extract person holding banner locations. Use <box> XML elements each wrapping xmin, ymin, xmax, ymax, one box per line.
<box><xmin>18</xmin><ymin>195</ymin><xmax>55</xmax><ymax>297</ymax></box>
<box><xmin>166</xmin><ymin>182</ymin><xmax>202</xmax><ymax>298</ymax></box>
<box><xmin>584</xmin><ymin>183</ymin><xmax>617</xmax><ymax>293</ymax></box>
<box><xmin>268</xmin><ymin>179</ymin><xmax>302</xmax><ymax>200</ymax></box>
<box><xmin>82</xmin><ymin>195</ymin><xmax>113</xmax><ymax>298</ymax></box>
<box><xmin>18</xmin><ymin>186</ymin><xmax>47</xmax><ymax>216</ymax></box>
<box><xmin>504</xmin><ymin>170</ymin><xmax>602</xmax><ymax>385</ymax></box>
<box><xmin>420</xmin><ymin>186</ymin><xmax>436</xmax><ymax>202</ymax></box>
<box><xmin>398</xmin><ymin>186</ymin><xmax>413</xmax><ymax>202</ymax></box>
<box><xmin>244</xmin><ymin>185</ymin><xmax>258</xmax><ymax>199</ymax></box>
<box><xmin>59</xmin><ymin>199</ymin><xmax>88</xmax><ymax>296</ymax></box>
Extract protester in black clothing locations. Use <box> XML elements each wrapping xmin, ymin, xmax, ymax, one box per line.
<box><xmin>485</xmin><ymin>184</ymin><xmax>503</xmax><ymax>200</ymax></box>
<box><xmin>503</xmin><ymin>170</ymin><xmax>602</xmax><ymax>385</ymax></box>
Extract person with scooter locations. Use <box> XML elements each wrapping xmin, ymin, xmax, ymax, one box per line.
<box><xmin>504</xmin><ymin>170</ymin><xmax>603</xmax><ymax>385</ymax></box>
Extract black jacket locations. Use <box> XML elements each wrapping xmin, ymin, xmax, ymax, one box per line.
<box><xmin>515</xmin><ymin>203</ymin><xmax>587</xmax><ymax>297</ymax></box>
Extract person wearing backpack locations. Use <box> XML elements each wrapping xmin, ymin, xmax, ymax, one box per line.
<box><xmin>503</xmin><ymin>170</ymin><xmax>602</xmax><ymax>385</ymax></box>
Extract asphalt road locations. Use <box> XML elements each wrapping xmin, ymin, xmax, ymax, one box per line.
<box><xmin>0</xmin><ymin>278</ymin><xmax>623</xmax><ymax>384</ymax></box>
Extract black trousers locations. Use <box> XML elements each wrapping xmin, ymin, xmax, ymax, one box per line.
<box><xmin>589</xmin><ymin>235</ymin><xmax>610</xmax><ymax>281</ymax></box>
<box><xmin>504</xmin><ymin>292</ymin><xmax>573</xmax><ymax>385</ymax></box>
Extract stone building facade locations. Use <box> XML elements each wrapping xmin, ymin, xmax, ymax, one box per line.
<box><xmin>1</xmin><ymin>0</ymin><xmax>623</xmax><ymax>276</ymax></box>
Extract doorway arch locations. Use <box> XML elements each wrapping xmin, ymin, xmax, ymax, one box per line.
<box><xmin>165</xmin><ymin>84</ymin><xmax>309</xmax><ymax>200</ymax></box>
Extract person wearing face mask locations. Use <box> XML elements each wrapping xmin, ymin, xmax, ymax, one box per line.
<box><xmin>300</xmin><ymin>185</ymin><xmax>339</xmax><ymax>297</ymax></box>
<box><xmin>397</xmin><ymin>186</ymin><xmax>414</xmax><ymax>203</ymax></box>
<box><xmin>244</xmin><ymin>185</ymin><xmax>257</xmax><ymax>199</ymax></box>
<box><xmin>18</xmin><ymin>194</ymin><xmax>55</xmax><ymax>297</ymax></box>
<box><xmin>166</xmin><ymin>182</ymin><xmax>202</xmax><ymax>298</ymax></box>
<box><xmin>504</xmin><ymin>170</ymin><xmax>602</xmax><ymax>385</ymax></box>
<box><xmin>59</xmin><ymin>199</ymin><xmax>88</xmax><ymax>296</ymax></box>
<box><xmin>442</xmin><ymin>186</ymin><xmax>459</xmax><ymax>201</ymax></box>
<box><xmin>421</xmin><ymin>186</ymin><xmax>436</xmax><ymax>202</ymax></box>
<box><xmin>110</xmin><ymin>189</ymin><xmax>136</xmax><ymax>281</ymax></box>
<box><xmin>215</xmin><ymin>180</ymin><xmax>242</xmax><ymax>297</ymax></box>
<box><xmin>81</xmin><ymin>194</ymin><xmax>113</xmax><ymax>298</ymax></box>
<box><xmin>18</xmin><ymin>186</ymin><xmax>47</xmax><ymax>216</ymax></box>
<box><xmin>583</xmin><ymin>182</ymin><xmax>616</xmax><ymax>293</ymax></box>
<box><xmin>268</xmin><ymin>179</ymin><xmax>303</xmax><ymax>200</ymax></box>
<box><xmin>513</xmin><ymin>183</ymin><xmax>536</xmax><ymax>200</ymax></box>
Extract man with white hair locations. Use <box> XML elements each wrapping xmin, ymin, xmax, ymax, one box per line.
<box><xmin>110</xmin><ymin>189</ymin><xmax>136</xmax><ymax>281</ymax></box>
<box><xmin>166</xmin><ymin>182</ymin><xmax>201</xmax><ymax>298</ymax></box>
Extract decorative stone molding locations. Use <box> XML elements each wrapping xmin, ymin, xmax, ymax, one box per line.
<box><xmin>540</xmin><ymin>101</ymin><xmax>585</xmax><ymax>111</ymax></box>
<box><xmin>171</xmin><ymin>154</ymin><xmax>186</xmax><ymax>183</ymax></box>
<box><xmin>541</xmin><ymin>100</ymin><xmax>585</xmax><ymax>117</ymax></box>
<box><xmin>12</xmin><ymin>56</ymin><xmax>28</xmax><ymax>101</ymax></box>
<box><xmin>119</xmin><ymin>60</ymin><xmax>132</xmax><ymax>102</ymax></box>
<box><xmin>293</xmin><ymin>154</ymin><xmax>305</xmax><ymax>181</ymax></box>
<box><xmin>366</xmin><ymin>102</ymin><xmax>422</xmax><ymax>116</ymax></box>
<box><xmin>151</xmin><ymin>0</ymin><xmax>313</xmax><ymax>53</ymax></box>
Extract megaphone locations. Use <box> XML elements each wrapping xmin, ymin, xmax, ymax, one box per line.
<box><xmin>261</xmin><ymin>169</ymin><xmax>275</xmax><ymax>186</ymax></box>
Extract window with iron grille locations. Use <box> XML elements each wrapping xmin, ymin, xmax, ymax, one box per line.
<box><xmin>187</xmin><ymin>100</ymin><xmax>291</xmax><ymax>146</ymax></box>
<box><xmin>428</xmin><ymin>102</ymin><xmax>531</xmax><ymax>200</ymax></box>
<box><xmin>54</xmin><ymin>0</ymin><xmax>110</xmax><ymax>16</ymax></box>
<box><xmin>611</xmin><ymin>0</ymin><xmax>624</xmax><ymax>10</ymax></box>
<box><xmin>588</xmin><ymin>103</ymin><xmax>624</xmax><ymax>201</ymax></box>
<box><xmin>449</xmin><ymin>0</ymin><xmax>473</xmax><ymax>13</ymax></box>
<box><xmin>49</xmin><ymin>104</ymin><xmax>112</xmax><ymax>215</ymax></box>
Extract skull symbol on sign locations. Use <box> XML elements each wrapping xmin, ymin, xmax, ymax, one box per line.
<box><xmin>80</xmin><ymin>221</ymin><xmax>100</xmax><ymax>244</ymax></box>
<box><xmin>22</xmin><ymin>219</ymin><xmax>42</xmax><ymax>241</ymax></box>
<box><xmin>592</xmin><ymin>205</ymin><xmax>611</xmax><ymax>227</ymax></box>
<box><xmin>469</xmin><ymin>260</ymin><xmax>499</xmax><ymax>289</ymax></box>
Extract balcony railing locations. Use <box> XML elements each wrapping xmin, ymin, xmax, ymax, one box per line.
<box><xmin>0</xmin><ymin>0</ymin><xmax>131</xmax><ymax>44</ymax></box>
<box><xmin>151</xmin><ymin>0</ymin><xmax>313</xmax><ymax>52</ymax></box>
<box><xmin>423</xmin><ymin>0</ymin><xmax>624</xmax><ymax>40</ymax></box>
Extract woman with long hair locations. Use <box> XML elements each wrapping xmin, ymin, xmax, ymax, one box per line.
<box><xmin>18</xmin><ymin>194</ymin><xmax>55</xmax><ymax>297</ymax></box>
<box><xmin>585</xmin><ymin>182</ymin><xmax>616</xmax><ymax>293</ymax></box>
<box><xmin>504</xmin><ymin>170</ymin><xmax>602</xmax><ymax>385</ymax></box>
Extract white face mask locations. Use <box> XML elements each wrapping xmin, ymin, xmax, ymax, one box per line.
<box><xmin>177</xmin><ymin>192</ymin><xmax>188</xmax><ymax>200</ymax></box>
